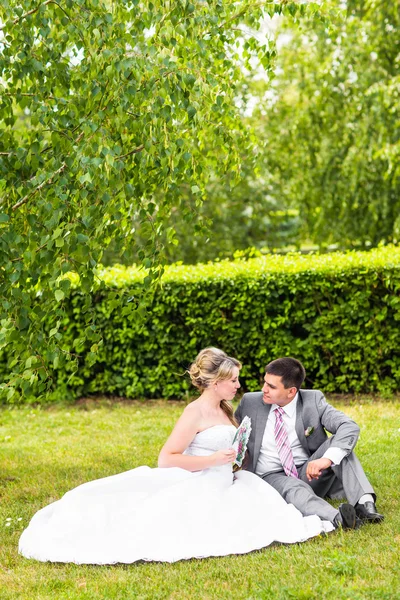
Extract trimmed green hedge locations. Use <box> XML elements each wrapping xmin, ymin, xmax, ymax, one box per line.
<box><xmin>5</xmin><ymin>247</ymin><xmax>400</xmax><ymax>401</ymax></box>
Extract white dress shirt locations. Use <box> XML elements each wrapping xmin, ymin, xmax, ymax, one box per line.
<box><xmin>255</xmin><ymin>394</ymin><xmax>346</xmax><ymax>476</ymax></box>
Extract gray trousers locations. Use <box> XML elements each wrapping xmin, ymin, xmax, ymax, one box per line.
<box><xmin>261</xmin><ymin>437</ymin><xmax>375</xmax><ymax>523</ymax></box>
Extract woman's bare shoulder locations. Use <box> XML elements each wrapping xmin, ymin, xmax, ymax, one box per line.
<box><xmin>178</xmin><ymin>399</ymin><xmax>208</xmax><ymax>429</ymax></box>
<box><xmin>182</xmin><ymin>399</ymin><xmax>203</xmax><ymax>418</ymax></box>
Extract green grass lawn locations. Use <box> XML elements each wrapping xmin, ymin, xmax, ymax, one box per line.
<box><xmin>1</xmin><ymin>398</ymin><xmax>399</xmax><ymax>600</ymax></box>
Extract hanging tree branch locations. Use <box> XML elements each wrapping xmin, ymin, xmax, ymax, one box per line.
<box><xmin>116</xmin><ymin>145</ymin><xmax>145</xmax><ymax>160</ymax></box>
<box><xmin>0</xmin><ymin>0</ymin><xmax>53</xmax><ymax>30</ymax></box>
<box><xmin>12</xmin><ymin>163</ymin><xmax>67</xmax><ymax>211</ymax></box>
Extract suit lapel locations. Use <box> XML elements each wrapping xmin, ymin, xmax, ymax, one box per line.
<box><xmin>295</xmin><ymin>390</ymin><xmax>308</xmax><ymax>451</ymax></box>
<box><xmin>253</xmin><ymin>397</ymin><xmax>271</xmax><ymax>471</ymax></box>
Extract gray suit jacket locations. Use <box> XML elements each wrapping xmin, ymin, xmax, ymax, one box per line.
<box><xmin>234</xmin><ymin>389</ymin><xmax>360</xmax><ymax>474</ymax></box>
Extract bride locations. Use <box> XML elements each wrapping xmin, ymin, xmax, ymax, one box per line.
<box><xmin>19</xmin><ymin>347</ymin><xmax>333</xmax><ymax>564</ymax></box>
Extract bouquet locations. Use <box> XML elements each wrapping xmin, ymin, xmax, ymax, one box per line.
<box><xmin>232</xmin><ymin>416</ymin><xmax>252</xmax><ymax>467</ymax></box>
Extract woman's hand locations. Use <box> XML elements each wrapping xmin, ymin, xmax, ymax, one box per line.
<box><xmin>211</xmin><ymin>448</ymin><xmax>237</xmax><ymax>466</ymax></box>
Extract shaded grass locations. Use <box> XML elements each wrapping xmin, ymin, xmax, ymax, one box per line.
<box><xmin>1</xmin><ymin>399</ymin><xmax>399</xmax><ymax>600</ymax></box>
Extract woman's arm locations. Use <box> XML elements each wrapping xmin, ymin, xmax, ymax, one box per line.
<box><xmin>158</xmin><ymin>406</ymin><xmax>236</xmax><ymax>471</ymax></box>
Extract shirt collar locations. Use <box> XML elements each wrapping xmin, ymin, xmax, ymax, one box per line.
<box><xmin>271</xmin><ymin>392</ymin><xmax>298</xmax><ymax>418</ymax></box>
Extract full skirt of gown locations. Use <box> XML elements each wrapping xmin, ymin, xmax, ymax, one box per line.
<box><xmin>19</xmin><ymin>425</ymin><xmax>333</xmax><ymax>564</ymax></box>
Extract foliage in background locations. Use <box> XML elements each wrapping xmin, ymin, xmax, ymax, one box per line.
<box><xmin>102</xmin><ymin>161</ymin><xmax>302</xmax><ymax>266</ymax></box>
<box><xmin>2</xmin><ymin>246</ymin><xmax>399</xmax><ymax>403</ymax></box>
<box><xmin>104</xmin><ymin>0</ymin><xmax>400</xmax><ymax>266</ymax></box>
<box><xmin>0</xmin><ymin>0</ymin><xmax>323</xmax><ymax>400</ymax></box>
<box><xmin>249</xmin><ymin>0</ymin><xmax>400</xmax><ymax>249</ymax></box>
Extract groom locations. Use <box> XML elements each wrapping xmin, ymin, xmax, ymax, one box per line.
<box><xmin>235</xmin><ymin>357</ymin><xmax>384</xmax><ymax>529</ymax></box>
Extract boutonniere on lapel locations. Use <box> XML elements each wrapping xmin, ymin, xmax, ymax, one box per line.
<box><xmin>304</xmin><ymin>426</ymin><xmax>314</xmax><ymax>437</ymax></box>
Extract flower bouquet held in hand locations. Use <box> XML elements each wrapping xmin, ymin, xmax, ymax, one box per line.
<box><xmin>232</xmin><ymin>416</ymin><xmax>252</xmax><ymax>468</ymax></box>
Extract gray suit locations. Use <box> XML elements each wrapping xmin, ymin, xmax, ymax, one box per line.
<box><xmin>235</xmin><ymin>389</ymin><xmax>375</xmax><ymax>523</ymax></box>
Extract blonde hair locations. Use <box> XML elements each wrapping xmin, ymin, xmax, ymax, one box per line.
<box><xmin>188</xmin><ymin>347</ymin><xmax>241</xmax><ymax>426</ymax></box>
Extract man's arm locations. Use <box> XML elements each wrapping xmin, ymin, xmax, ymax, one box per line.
<box><xmin>316</xmin><ymin>392</ymin><xmax>360</xmax><ymax>453</ymax></box>
<box><xmin>306</xmin><ymin>392</ymin><xmax>360</xmax><ymax>481</ymax></box>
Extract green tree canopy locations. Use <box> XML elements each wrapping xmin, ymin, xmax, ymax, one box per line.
<box><xmin>105</xmin><ymin>0</ymin><xmax>400</xmax><ymax>265</ymax></box>
<box><xmin>248</xmin><ymin>0</ymin><xmax>400</xmax><ymax>249</ymax></box>
<box><xmin>0</xmin><ymin>0</ymin><xmax>321</xmax><ymax>401</ymax></box>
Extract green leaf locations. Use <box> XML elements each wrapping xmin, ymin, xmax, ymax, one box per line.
<box><xmin>25</xmin><ymin>356</ymin><xmax>36</xmax><ymax>368</ymax></box>
<box><xmin>187</xmin><ymin>106</ymin><xmax>197</xmax><ymax>120</ymax></box>
<box><xmin>10</xmin><ymin>271</ymin><xmax>20</xmax><ymax>283</ymax></box>
<box><xmin>79</xmin><ymin>173</ymin><xmax>92</xmax><ymax>184</ymax></box>
<box><xmin>55</xmin><ymin>290</ymin><xmax>65</xmax><ymax>302</ymax></box>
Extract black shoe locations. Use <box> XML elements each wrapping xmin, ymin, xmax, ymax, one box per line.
<box><xmin>354</xmin><ymin>516</ymin><xmax>364</xmax><ymax>530</ymax></box>
<box><xmin>355</xmin><ymin>501</ymin><xmax>384</xmax><ymax>523</ymax></box>
<box><xmin>334</xmin><ymin>503</ymin><xmax>357</xmax><ymax>529</ymax></box>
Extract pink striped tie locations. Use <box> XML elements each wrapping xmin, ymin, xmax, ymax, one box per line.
<box><xmin>274</xmin><ymin>406</ymin><xmax>299</xmax><ymax>478</ymax></box>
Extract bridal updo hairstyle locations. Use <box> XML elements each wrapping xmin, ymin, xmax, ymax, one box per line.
<box><xmin>188</xmin><ymin>347</ymin><xmax>241</xmax><ymax>426</ymax></box>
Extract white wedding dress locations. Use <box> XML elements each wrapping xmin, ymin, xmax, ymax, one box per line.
<box><xmin>19</xmin><ymin>425</ymin><xmax>333</xmax><ymax>564</ymax></box>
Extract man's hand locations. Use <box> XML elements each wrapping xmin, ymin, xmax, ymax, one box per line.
<box><xmin>306</xmin><ymin>458</ymin><xmax>333</xmax><ymax>481</ymax></box>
